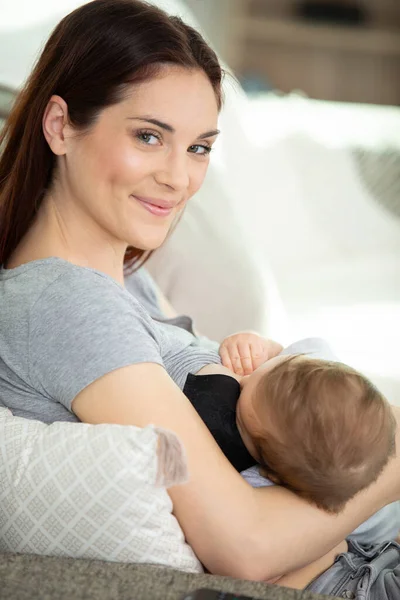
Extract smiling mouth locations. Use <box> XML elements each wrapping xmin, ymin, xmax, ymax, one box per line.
<box><xmin>131</xmin><ymin>195</ymin><xmax>175</xmax><ymax>217</ymax></box>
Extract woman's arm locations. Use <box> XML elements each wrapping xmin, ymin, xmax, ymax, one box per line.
<box><xmin>272</xmin><ymin>540</ymin><xmax>348</xmax><ymax>589</ymax></box>
<box><xmin>72</xmin><ymin>366</ymin><xmax>400</xmax><ymax>581</ymax></box>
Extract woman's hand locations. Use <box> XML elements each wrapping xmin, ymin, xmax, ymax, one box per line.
<box><xmin>219</xmin><ymin>332</ymin><xmax>283</xmax><ymax>376</ymax></box>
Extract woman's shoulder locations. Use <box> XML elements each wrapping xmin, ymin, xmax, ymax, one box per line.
<box><xmin>22</xmin><ymin>259</ymin><xmax>164</xmax><ymax>412</ymax></box>
<box><xmin>0</xmin><ymin>257</ymin><xmax>147</xmax><ymax>324</ymax></box>
<box><xmin>31</xmin><ymin>258</ymin><xmax>147</xmax><ymax>316</ymax></box>
<box><xmin>2</xmin><ymin>256</ymin><xmax>119</xmax><ymax>290</ymax></box>
<box><xmin>6</xmin><ymin>257</ymin><xmax>136</xmax><ymax>302</ymax></box>
<box><xmin>25</xmin><ymin>257</ymin><xmax>162</xmax><ymax>360</ymax></box>
<box><xmin>46</xmin><ymin>258</ymin><xmax>125</xmax><ymax>296</ymax></box>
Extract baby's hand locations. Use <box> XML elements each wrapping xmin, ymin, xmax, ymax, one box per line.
<box><xmin>219</xmin><ymin>332</ymin><xmax>283</xmax><ymax>376</ymax></box>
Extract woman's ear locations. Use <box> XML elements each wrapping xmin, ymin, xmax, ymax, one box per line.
<box><xmin>42</xmin><ymin>95</ymin><xmax>70</xmax><ymax>156</ymax></box>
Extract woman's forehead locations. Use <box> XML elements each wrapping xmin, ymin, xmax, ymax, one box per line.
<box><xmin>119</xmin><ymin>68</ymin><xmax>219</xmax><ymax>129</ymax></box>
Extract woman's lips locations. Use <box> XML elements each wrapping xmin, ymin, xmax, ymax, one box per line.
<box><xmin>131</xmin><ymin>195</ymin><xmax>174</xmax><ymax>217</ymax></box>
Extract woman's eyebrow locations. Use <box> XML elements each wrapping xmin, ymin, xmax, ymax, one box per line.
<box><xmin>127</xmin><ymin>116</ymin><xmax>220</xmax><ymax>139</ymax></box>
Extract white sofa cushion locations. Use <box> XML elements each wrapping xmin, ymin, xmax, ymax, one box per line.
<box><xmin>0</xmin><ymin>408</ymin><xmax>202</xmax><ymax>572</ymax></box>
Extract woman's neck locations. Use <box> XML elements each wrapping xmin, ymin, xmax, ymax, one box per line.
<box><xmin>7</xmin><ymin>196</ymin><xmax>127</xmax><ymax>286</ymax></box>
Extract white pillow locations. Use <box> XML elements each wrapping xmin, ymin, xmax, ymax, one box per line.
<box><xmin>0</xmin><ymin>408</ymin><xmax>202</xmax><ymax>572</ymax></box>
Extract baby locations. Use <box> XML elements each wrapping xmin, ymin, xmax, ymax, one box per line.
<box><xmin>236</xmin><ymin>353</ymin><xmax>396</xmax><ymax>513</ymax></box>
<box><xmin>184</xmin><ymin>345</ymin><xmax>396</xmax><ymax>515</ymax></box>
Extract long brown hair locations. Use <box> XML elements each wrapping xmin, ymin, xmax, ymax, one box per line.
<box><xmin>0</xmin><ymin>0</ymin><xmax>223</xmax><ymax>271</ymax></box>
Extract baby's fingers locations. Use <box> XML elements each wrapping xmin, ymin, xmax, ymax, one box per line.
<box><xmin>219</xmin><ymin>345</ymin><xmax>233</xmax><ymax>372</ymax></box>
<box><xmin>250</xmin><ymin>342</ymin><xmax>268</xmax><ymax>371</ymax></box>
<box><xmin>236</xmin><ymin>342</ymin><xmax>254</xmax><ymax>375</ymax></box>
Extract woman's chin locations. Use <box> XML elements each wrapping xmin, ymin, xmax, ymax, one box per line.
<box><xmin>130</xmin><ymin>230</ymin><xmax>169</xmax><ymax>252</ymax></box>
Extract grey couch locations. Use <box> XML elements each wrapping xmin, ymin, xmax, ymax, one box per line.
<box><xmin>0</xmin><ymin>552</ymin><xmax>334</xmax><ymax>600</ymax></box>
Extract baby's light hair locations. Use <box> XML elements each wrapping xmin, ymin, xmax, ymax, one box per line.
<box><xmin>252</xmin><ymin>356</ymin><xmax>396</xmax><ymax>513</ymax></box>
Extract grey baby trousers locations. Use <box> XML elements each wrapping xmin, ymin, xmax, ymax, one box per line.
<box><xmin>306</xmin><ymin>540</ymin><xmax>400</xmax><ymax>599</ymax></box>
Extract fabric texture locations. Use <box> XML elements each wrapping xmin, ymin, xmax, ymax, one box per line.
<box><xmin>306</xmin><ymin>539</ymin><xmax>400</xmax><ymax>600</ymax></box>
<box><xmin>0</xmin><ymin>257</ymin><xmax>221</xmax><ymax>423</ymax></box>
<box><xmin>352</xmin><ymin>147</ymin><xmax>400</xmax><ymax>221</ymax></box>
<box><xmin>0</xmin><ymin>407</ymin><xmax>202</xmax><ymax>572</ymax></box>
<box><xmin>0</xmin><ymin>553</ymin><xmax>325</xmax><ymax>600</ymax></box>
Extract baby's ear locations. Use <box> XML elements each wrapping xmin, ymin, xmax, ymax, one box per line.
<box><xmin>259</xmin><ymin>466</ymin><xmax>282</xmax><ymax>485</ymax></box>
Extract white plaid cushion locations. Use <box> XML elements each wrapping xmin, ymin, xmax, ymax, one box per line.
<box><xmin>0</xmin><ymin>408</ymin><xmax>202</xmax><ymax>572</ymax></box>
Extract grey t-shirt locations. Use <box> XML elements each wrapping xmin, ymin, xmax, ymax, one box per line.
<box><xmin>125</xmin><ymin>267</ymin><xmax>221</xmax><ymax>352</ymax></box>
<box><xmin>0</xmin><ymin>258</ymin><xmax>221</xmax><ymax>423</ymax></box>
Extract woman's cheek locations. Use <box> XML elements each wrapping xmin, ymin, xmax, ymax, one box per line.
<box><xmin>115</xmin><ymin>147</ymin><xmax>148</xmax><ymax>183</ymax></box>
<box><xmin>190</xmin><ymin>160</ymin><xmax>210</xmax><ymax>196</ymax></box>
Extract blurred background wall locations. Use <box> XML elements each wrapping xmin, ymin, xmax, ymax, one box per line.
<box><xmin>185</xmin><ymin>0</ymin><xmax>400</xmax><ymax>105</ymax></box>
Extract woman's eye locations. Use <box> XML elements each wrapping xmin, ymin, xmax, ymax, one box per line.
<box><xmin>189</xmin><ymin>144</ymin><xmax>212</xmax><ymax>156</ymax></box>
<box><xmin>136</xmin><ymin>131</ymin><xmax>160</xmax><ymax>146</ymax></box>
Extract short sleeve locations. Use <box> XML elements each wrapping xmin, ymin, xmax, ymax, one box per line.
<box><xmin>29</xmin><ymin>270</ymin><xmax>164</xmax><ymax>411</ymax></box>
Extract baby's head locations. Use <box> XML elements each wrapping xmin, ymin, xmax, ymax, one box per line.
<box><xmin>237</xmin><ymin>355</ymin><xmax>396</xmax><ymax>513</ymax></box>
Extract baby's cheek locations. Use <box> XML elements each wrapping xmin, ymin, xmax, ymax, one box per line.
<box><xmin>238</xmin><ymin>388</ymin><xmax>257</xmax><ymax>427</ymax></box>
<box><xmin>237</xmin><ymin>395</ymin><xmax>260</xmax><ymax>456</ymax></box>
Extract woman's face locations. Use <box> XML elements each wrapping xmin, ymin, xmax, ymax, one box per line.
<box><xmin>51</xmin><ymin>66</ymin><xmax>220</xmax><ymax>254</ymax></box>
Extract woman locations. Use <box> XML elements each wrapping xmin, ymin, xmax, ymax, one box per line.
<box><xmin>0</xmin><ymin>0</ymin><xmax>399</xmax><ymax>592</ymax></box>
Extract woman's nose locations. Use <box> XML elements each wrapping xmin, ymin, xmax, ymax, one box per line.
<box><xmin>155</xmin><ymin>152</ymin><xmax>190</xmax><ymax>192</ymax></box>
